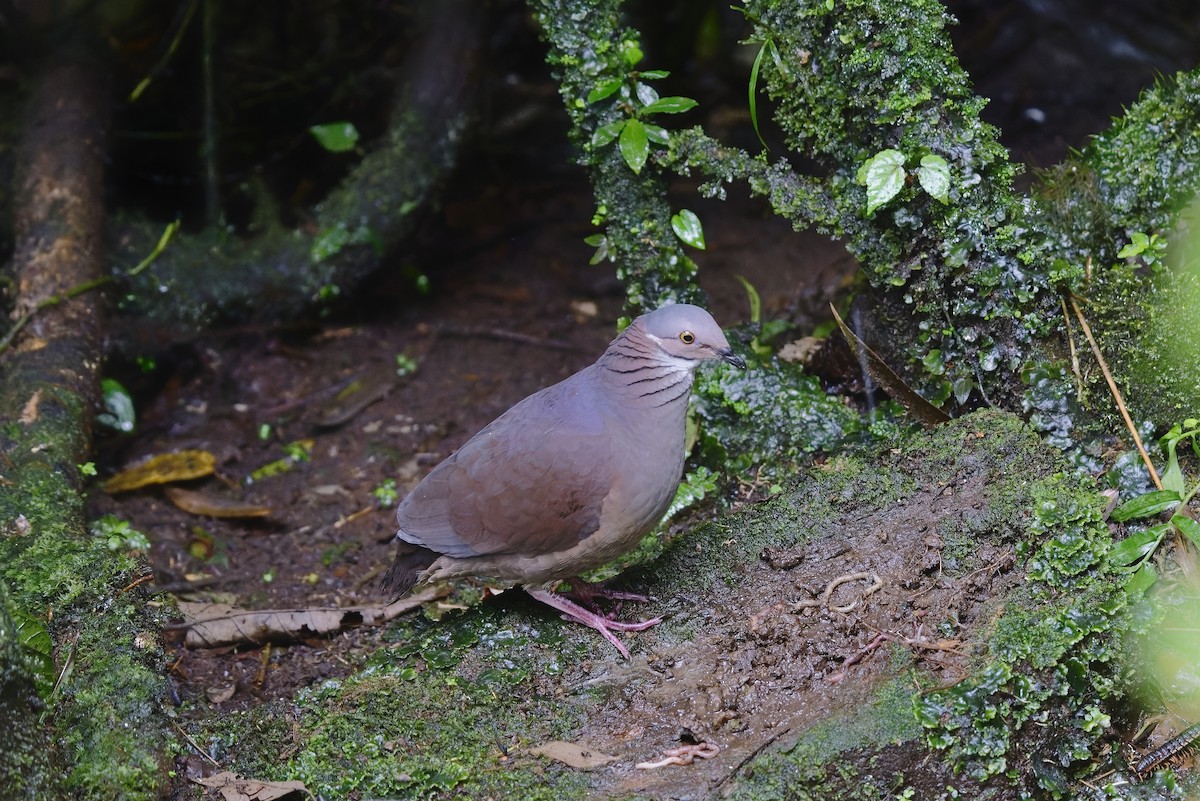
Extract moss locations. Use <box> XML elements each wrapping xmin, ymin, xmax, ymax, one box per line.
<box><xmin>189</xmin><ymin>411</ymin><xmax>1146</xmax><ymax>800</ymax></box>
<box><xmin>725</xmin><ymin>679</ymin><xmax>929</xmax><ymax>801</ymax></box>
<box><xmin>0</xmin><ymin>582</ymin><xmax>52</xmax><ymax>801</ymax></box>
<box><xmin>914</xmin><ymin>476</ymin><xmax>1128</xmax><ymax>794</ymax></box>
<box><xmin>0</xmin><ymin>376</ymin><xmax>173</xmax><ymax>800</ymax></box>
<box><xmin>691</xmin><ymin>358</ymin><xmax>867</xmax><ymax>483</ymax></box>
<box><xmin>533</xmin><ymin>0</ymin><xmax>1200</xmax><ymax>450</ymax></box>
<box><xmin>203</xmin><ymin>608</ymin><xmax>592</xmax><ymax>800</ymax></box>
<box><xmin>701</xmin><ymin>412</ymin><xmax>1135</xmax><ymax>799</ymax></box>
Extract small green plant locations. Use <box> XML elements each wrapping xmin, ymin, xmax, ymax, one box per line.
<box><xmin>282</xmin><ymin>440</ymin><xmax>312</xmax><ymax>462</ymax></box>
<box><xmin>1107</xmin><ymin>420</ymin><xmax>1200</xmax><ymax>594</ymax></box>
<box><xmin>669</xmin><ymin>208</ymin><xmax>706</xmax><ymax>250</ymax></box>
<box><xmin>372</xmin><ymin>478</ymin><xmax>400</xmax><ymax>508</ymax></box>
<box><xmin>309</xmin><ymin>121</ymin><xmax>360</xmax><ymax>153</ymax></box>
<box><xmin>734</xmin><ymin>275</ymin><xmax>791</xmax><ymax>359</ymax></box>
<box><xmin>90</xmin><ymin>514</ymin><xmax>151</xmax><ymax>552</ymax></box>
<box><xmin>1117</xmin><ymin>230</ymin><xmax>1167</xmax><ymax>269</ymax></box>
<box><xmin>96</xmin><ymin>378</ymin><xmax>136</xmax><ymax>433</ymax></box>
<box><xmin>395</xmin><ymin>353</ymin><xmax>418</xmax><ymax>377</ymax></box>
<box><xmin>664</xmin><ymin>466</ymin><xmax>719</xmax><ymax>520</ymax></box>
<box><xmin>856</xmin><ymin>148</ymin><xmax>951</xmax><ymax>214</ymax></box>
<box><xmin>249</xmin><ymin>439</ymin><xmax>314</xmax><ymax>482</ymax></box>
<box><xmin>586</xmin><ymin>45</ymin><xmax>697</xmax><ymax>175</ymax></box>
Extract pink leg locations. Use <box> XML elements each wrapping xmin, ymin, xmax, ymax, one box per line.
<box><xmin>562</xmin><ymin>577</ymin><xmax>655</xmax><ymax>607</ymax></box>
<box><xmin>525</xmin><ymin>588</ymin><xmax>662</xmax><ymax>659</ymax></box>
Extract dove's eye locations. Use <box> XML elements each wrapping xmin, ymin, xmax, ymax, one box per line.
<box><xmin>679</xmin><ymin>331</ymin><xmax>695</xmax><ymax>344</ymax></box>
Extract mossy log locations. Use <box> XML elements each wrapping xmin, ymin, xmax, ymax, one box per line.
<box><xmin>0</xmin><ymin>56</ymin><xmax>174</xmax><ymax>800</ymax></box>
<box><xmin>107</xmin><ymin>0</ymin><xmax>483</xmax><ymax>342</ymax></box>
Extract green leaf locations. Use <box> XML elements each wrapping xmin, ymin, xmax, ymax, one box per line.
<box><xmin>309</xmin><ymin>122</ymin><xmax>360</xmax><ymax>153</ymax></box>
<box><xmin>634</xmin><ymin>82</ymin><xmax>659</xmax><ymax>107</ymax></box>
<box><xmin>748</xmin><ymin>39</ymin><xmax>770</xmax><ymax>152</ymax></box>
<box><xmin>1162</xmin><ymin>442</ymin><xmax>1186</xmax><ymax>494</ymax></box>
<box><xmin>734</xmin><ymin>274</ymin><xmax>762</xmax><ymax>324</ymax></box>
<box><xmin>588</xmin><ymin>237</ymin><xmax>609</xmax><ymax>265</ymax></box>
<box><xmin>1172</xmin><ymin>514</ymin><xmax>1200</xmax><ymax>549</ymax></box>
<box><xmin>1117</xmin><ymin>231</ymin><xmax>1150</xmax><ymax>259</ymax></box>
<box><xmin>1107</xmin><ymin>524</ymin><xmax>1168</xmax><ymax>567</ymax></box>
<box><xmin>582</xmin><ymin>234</ymin><xmax>605</xmax><ymax>247</ymax></box>
<box><xmin>591</xmin><ymin>120</ymin><xmax>626</xmax><ymax>148</ymax></box>
<box><xmin>643</xmin><ymin>123</ymin><xmax>669</xmax><ymax>145</ymax></box>
<box><xmin>916</xmin><ymin>154</ymin><xmax>951</xmax><ymax>204</ymax></box>
<box><xmin>619</xmin><ymin>118</ymin><xmax>650</xmax><ymax>174</ymax></box>
<box><xmin>639</xmin><ymin>69</ymin><xmax>669</xmax><ymax>80</ymax></box>
<box><xmin>12</xmin><ymin>607</ymin><xmax>54</xmax><ymax>692</ymax></box>
<box><xmin>621</xmin><ymin>39</ymin><xmax>644</xmax><ymax>67</ymax></box>
<box><xmin>97</xmin><ymin>378</ymin><xmax>136</xmax><ymax>433</ymax></box>
<box><xmin>1124</xmin><ymin>560</ymin><xmax>1157</xmax><ymax>595</ymax></box>
<box><xmin>1111</xmin><ymin>490</ymin><xmax>1181</xmax><ymax>522</ymax></box>
<box><xmin>586</xmin><ymin>78</ymin><xmax>623</xmax><ymax>104</ymax></box>
<box><xmin>858</xmin><ymin>149</ymin><xmax>906</xmax><ymax>215</ymax></box>
<box><xmin>670</xmin><ymin>209</ymin><xmax>706</xmax><ymax>250</ymax></box>
<box><xmin>1159</xmin><ymin>421</ymin><xmax>1200</xmax><ymax>494</ymax></box>
<box><xmin>641</xmin><ymin>96</ymin><xmax>698</xmax><ymax>115</ymax></box>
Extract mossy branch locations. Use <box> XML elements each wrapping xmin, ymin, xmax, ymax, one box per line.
<box><xmin>109</xmin><ymin>0</ymin><xmax>482</xmax><ymax>341</ymax></box>
<box><xmin>529</xmin><ymin>0</ymin><xmax>703</xmax><ymax>312</ymax></box>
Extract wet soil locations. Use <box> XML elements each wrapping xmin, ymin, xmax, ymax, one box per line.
<box><xmin>86</xmin><ymin>3</ymin><xmax>1200</xmax><ymax>797</ymax></box>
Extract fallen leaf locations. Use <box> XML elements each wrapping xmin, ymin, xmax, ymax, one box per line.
<box><xmin>206</xmin><ymin>682</ymin><xmax>236</xmax><ymax>704</ymax></box>
<box><xmin>529</xmin><ymin>740</ymin><xmax>618</xmax><ymax>770</ymax></box>
<box><xmin>191</xmin><ymin>770</ymin><xmax>310</xmax><ymax>801</ymax></box>
<box><xmin>104</xmin><ymin>449</ymin><xmax>217</xmax><ymax>493</ymax></box>
<box><xmin>176</xmin><ymin>585</ymin><xmax>447</xmax><ymax>647</ymax></box>
<box><xmin>777</xmin><ymin>336</ymin><xmax>822</xmax><ymax>365</ymax></box>
<box><xmin>165</xmin><ymin>486</ymin><xmax>272</xmax><ymax>518</ymax></box>
<box><xmin>19</xmin><ymin>390</ymin><xmax>41</xmax><ymax>424</ymax></box>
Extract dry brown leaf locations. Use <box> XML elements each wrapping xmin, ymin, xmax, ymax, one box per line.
<box><xmin>164</xmin><ymin>486</ymin><xmax>272</xmax><ymax>518</ymax></box>
<box><xmin>19</xmin><ymin>390</ymin><xmax>41</xmax><ymax>424</ymax></box>
<box><xmin>191</xmin><ymin>770</ymin><xmax>310</xmax><ymax>801</ymax></box>
<box><xmin>529</xmin><ymin>740</ymin><xmax>618</xmax><ymax>770</ymax></box>
<box><xmin>176</xmin><ymin>585</ymin><xmax>447</xmax><ymax>647</ymax></box>
<box><xmin>104</xmin><ymin>449</ymin><xmax>217</xmax><ymax>493</ymax></box>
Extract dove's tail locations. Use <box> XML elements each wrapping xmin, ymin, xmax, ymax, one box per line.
<box><xmin>382</xmin><ymin>541</ymin><xmax>439</xmax><ymax>597</ymax></box>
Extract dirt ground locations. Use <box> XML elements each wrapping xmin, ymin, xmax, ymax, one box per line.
<box><xmin>84</xmin><ymin>3</ymin><xmax>1200</xmax><ymax>797</ymax></box>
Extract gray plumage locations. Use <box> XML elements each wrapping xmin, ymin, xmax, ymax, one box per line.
<box><xmin>383</xmin><ymin>303</ymin><xmax>743</xmax><ymax>656</ymax></box>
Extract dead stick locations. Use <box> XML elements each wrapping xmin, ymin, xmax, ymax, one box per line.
<box><xmin>1069</xmin><ymin>295</ymin><xmax>1162</xmax><ymax>490</ymax></box>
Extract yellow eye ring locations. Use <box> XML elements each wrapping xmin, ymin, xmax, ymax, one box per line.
<box><xmin>679</xmin><ymin>331</ymin><xmax>695</xmax><ymax>344</ymax></box>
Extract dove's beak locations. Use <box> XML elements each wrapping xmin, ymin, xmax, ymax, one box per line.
<box><xmin>719</xmin><ymin>348</ymin><xmax>746</xmax><ymax>369</ymax></box>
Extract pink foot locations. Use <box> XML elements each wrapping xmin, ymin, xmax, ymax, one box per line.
<box><xmin>562</xmin><ymin>577</ymin><xmax>655</xmax><ymax>607</ymax></box>
<box><xmin>525</xmin><ymin>588</ymin><xmax>662</xmax><ymax>659</ymax></box>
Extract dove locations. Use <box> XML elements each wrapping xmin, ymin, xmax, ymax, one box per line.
<box><xmin>383</xmin><ymin>303</ymin><xmax>744</xmax><ymax>657</ymax></box>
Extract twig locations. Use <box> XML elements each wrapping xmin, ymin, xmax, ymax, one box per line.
<box><xmin>711</xmin><ymin>727</ymin><xmax>791</xmax><ymax>790</ymax></box>
<box><xmin>1068</xmin><ymin>295</ymin><xmax>1162</xmax><ymax>490</ymax></box>
<box><xmin>0</xmin><ymin>276</ymin><xmax>112</xmax><ymax>355</ymax></box>
<box><xmin>170</xmin><ymin>717</ymin><xmax>223</xmax><ymax>769</ymax></box>
<box><xmin>434</xmin><ymin>323</ymin><xmax>586</xmax><ymax>353</ymax></box>
<box><xmin>119</xmin><ymin>573</ymin><xmax>156</xmax><ymax>594</ymax></box>
<box><xmin>0</xmin><ymin>220</ymin><xmax>179</xmax><ymax>356</ymax></box>
<box><xmin>127</xmin><ymin>219</ymin><xmax>181</xmax><ymax>277</ymax></box>
<box><xmin>1060</xmin><ymin>295</ymin><xmax>1084</xmax><ymax>401</ymax></box>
